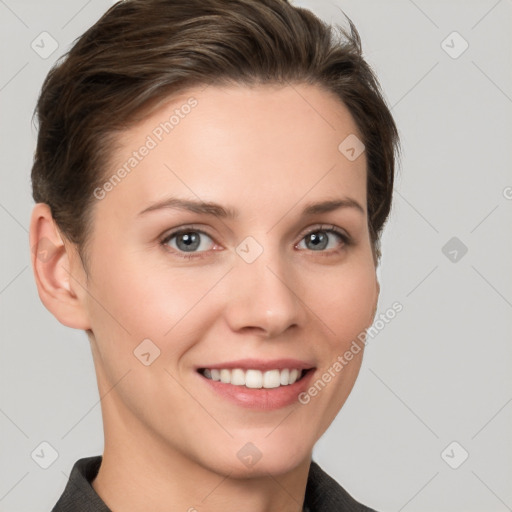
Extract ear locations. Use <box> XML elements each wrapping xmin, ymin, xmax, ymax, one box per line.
<box><xmin>370</xmin><ymin>277</ymin><xmax>380</xmax><ymax>325</ymax></box>
<box><xmin>29</xmin><ymin>203</ymin><xmax>91</xmax><ymax>330</ymax></box>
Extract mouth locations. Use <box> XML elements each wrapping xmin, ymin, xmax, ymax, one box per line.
<box><xmin>195</xmin><ymin>358</ymin><xmax>317</xmax><ymax>410</ymax></box>
<box><xmin>197</xmin><ymin>366</ymin><xmax>316</xmax><ymax>410</ymax></box>
<box><xmin>197</xmin><ymin>367</ymin><xmax>313</xmax><ymax>389</ymax></box>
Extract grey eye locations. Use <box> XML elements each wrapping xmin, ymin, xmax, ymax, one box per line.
<box><xmin>164</xmin><ymin>230</ymin><xmax>214</xmax><ymax>253</ymax></box>
<box><xmin>298</xmin><ymin>229</ymin><xmax>345</xmax><ymax>252</ymax></box>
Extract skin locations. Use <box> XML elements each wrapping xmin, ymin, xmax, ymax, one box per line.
<box><xmin>30</xmin><ymin>83</ymin><xmax>379</xmax><ymax>512</ymax></box>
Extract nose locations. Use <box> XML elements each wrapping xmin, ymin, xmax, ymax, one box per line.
<box><xmin>223</xmin><ymin>246</ymin><xmax>305</xmax><ymax>338</ymax></box>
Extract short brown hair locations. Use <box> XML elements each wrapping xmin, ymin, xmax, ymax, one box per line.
<box><xmin>31</xmin><ymin>0</ymin><xmax>400</xmax><ymax>271</ymax></box>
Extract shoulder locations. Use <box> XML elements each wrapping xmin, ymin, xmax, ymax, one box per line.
<box><xmin>304</xmin><ymin>460</ymin><xmax>378</xmax><ymax>512</ymax></box>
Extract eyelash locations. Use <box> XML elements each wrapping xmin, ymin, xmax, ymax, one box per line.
<box><xmin>159</xmin><ymin>224</ymin><xmax>352</xmax><ymax>260</ymax></box>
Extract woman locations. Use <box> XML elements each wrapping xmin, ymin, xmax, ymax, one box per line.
<box><xmin>29</xmin><ymin>0</ymin><xmax>400</xmax><ymax>510</ymax></box>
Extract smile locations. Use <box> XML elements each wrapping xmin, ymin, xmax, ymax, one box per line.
<box><xmin>199</xmin><ymin>368</ymin><xmax>307</xmax><ymax>388</ymax></box>
<box><xmin>197</xmin><ymin>366</ymin><xmax>316</xmax><ymax>410</ymax></box>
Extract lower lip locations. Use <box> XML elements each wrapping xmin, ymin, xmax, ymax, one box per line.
<box><xmin>198</xmin><ymin>369</ymin><xmax>316</xmax><ymax>410</ymax></box>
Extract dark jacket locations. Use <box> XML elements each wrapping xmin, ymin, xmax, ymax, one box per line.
<box><xmin>51</xmin><ymin>456</ymin><xmax>377</xmax><ymax>511</ymax></box>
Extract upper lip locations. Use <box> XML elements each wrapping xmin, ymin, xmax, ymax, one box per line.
<box><xmin>196</xmin><ymin>358</ymin><xmax>315</xmax><ymax>372</ymax></box>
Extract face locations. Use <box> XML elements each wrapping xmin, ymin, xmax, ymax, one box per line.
<box><xmin>74</xmin><ymin>84</ymin><xmax>379</xmax><ymax>476</ymax></box>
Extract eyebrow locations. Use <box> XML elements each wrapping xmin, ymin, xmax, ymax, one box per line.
<box><xmin>137</xmin><ymin>196</ymin><xmax>365</xmax><ymax>218</ymax></box>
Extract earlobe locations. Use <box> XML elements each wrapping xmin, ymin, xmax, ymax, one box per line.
<box><xmin>29</xmin><ymin>203</ymin><xmax>91</xmax><ymax>330</ymax></box>
<box><xmin>370</xmin><ymin>278</ymin><xmax>380</xmax><ymax>324</ymax></box>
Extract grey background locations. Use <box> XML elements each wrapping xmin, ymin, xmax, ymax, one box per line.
<box><xmin>1</xmin><ymin>0</ymin><xmax>511</xmax><ymax>511</ymax></box>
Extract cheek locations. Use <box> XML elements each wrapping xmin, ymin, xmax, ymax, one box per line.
<box><xmin>295</xmin><ymin>259</ymin><xmax>376</xmax><ymax>436</ymax></box>
<box><xmin>306</xmin><ymin>259</ymin><xmax>377</xmax><ymax>350</ymax></box>
<box><xmin>86</xmin><ymin>249</ymin><xmax>224</xmax><ymax>359</ymax></box>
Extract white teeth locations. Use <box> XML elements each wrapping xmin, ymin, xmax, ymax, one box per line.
<box><xmin>201</xmin><ymin>368</ymin><xmax>305</xmax><ymax>388</ymax></box>
<box><xmin>263</xmin><ymin>369</ymin><xmax>281</xmax><ymax>389</ymax></box>
<box><xmin>245</xmin><ymin>369</ymin><xmax>263</xmax><ymax>388</ymax></box>
<box><xmin>231</xmin><ymin>368</ymin><xmax>245</xmax><ymax>386</ymax></box>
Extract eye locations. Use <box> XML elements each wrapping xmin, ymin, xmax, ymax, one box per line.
<box><xmin>160</xmin><ymin>228</ymin><xmax>216</xmax><ymax>259</ymax></box>
<box><xmin>296</xmin><ymin>225</ymin><xmax>351</xmax><ymax>253</ymax></box>
<box><xmin>160</xmin><ymin>223</ymin><xmax>351</xmax><ymax>260</ymax></box>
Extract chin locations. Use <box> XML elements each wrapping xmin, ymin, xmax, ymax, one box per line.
<box><xmin>204</xmin><ymin>436</ymin><xmax>312</xmax><ymax>478</ymax></box>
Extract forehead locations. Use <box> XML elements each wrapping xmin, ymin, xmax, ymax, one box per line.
<box><xmin>99</xmin><ymin>83</ymin><xmax>367</xmax><ymax>218</ymax></box>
